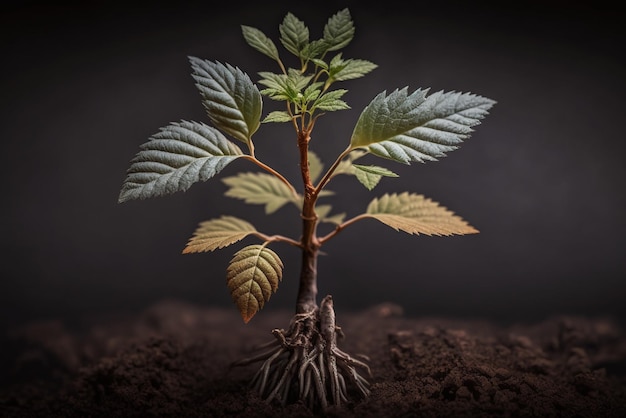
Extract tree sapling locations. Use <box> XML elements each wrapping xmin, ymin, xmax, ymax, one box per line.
<box><xmin>118</xmin><ymin>8</ymin><xmax>496</xmax><ymax>411</ymax></box>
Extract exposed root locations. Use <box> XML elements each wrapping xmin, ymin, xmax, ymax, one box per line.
<box><xmin>230</xmin><ymin>295</ymin><xmax>371</xmax><ymax>411</ymax></box>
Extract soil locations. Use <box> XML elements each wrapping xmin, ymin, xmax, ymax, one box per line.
<box><xmin>1</xmin><ymin>299</ymin><xmax>625</xmax><ymax>418</ymax></box>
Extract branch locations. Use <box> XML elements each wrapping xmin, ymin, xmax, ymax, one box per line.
<box><xmin>313</xmin><ymin>146</ymin><xmax>353</xmax><ymax>195</ymax></box>
<box><xmin>242</xmin><ymin>155</ymin><xmax>299</xmax><ymax>198</ymax></box>
<box><xmin>253</xmin><ymin>232</ymin><xmax>302</xmax><ymax>248</ymax></box>
<box><xmin>318</xmin><ymin>213</ymin><xmax>369</xmax><ymax>244</ymax></box>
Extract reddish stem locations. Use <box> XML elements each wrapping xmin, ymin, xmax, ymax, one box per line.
<box><xmin>296</xmin><ymin>130</ymin><xmax>321</xmax><ymax>314</ymax></box>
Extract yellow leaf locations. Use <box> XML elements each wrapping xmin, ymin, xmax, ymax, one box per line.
<box><xmin>365</xmin><ymin>192</ymin><xmax>478</xmax><ymax>236</ymax></box>
<box><xmin>182</xmin><ymin>216</ymin><xmax>257</xmax><ymax>254</ymax></box>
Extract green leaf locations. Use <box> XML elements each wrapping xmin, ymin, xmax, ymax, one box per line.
<box><xmin>258</xmin><ymin>72</ymin><xmax>295</xmax><ymax>101</ymax></box>
<box><xmin>183</xmin><ymin>216</ymin><xmax>257</xmax><ymax>253</ymax></box>
<box><xmin>241</xmin><ymin>25</ymin><xmax>280</xmax><ymax>62</ymax></box>
<box><xmin>353</xmin><ymin>164</ymin><xmax>399</xmax><ymax>190</ymax></box>
<box><xmin>331</xmin><ymin>58</ymin><xmax>378</xmax><ymax>81</ymax></box>
<box><xmin>365</xmin><ymin>192</ymin><xmax>479</xmax><ymax>236</ymax></box>
<box><xmin>350</xmin><ymin>88</ymin><xmax>496</xmax><ymax>164</ymax></box>
<box><xmin>332</xmin><ymin>149</ymin><xmax>367</xmax><ymax>177</ymax></box>
<box><xmin>310</xmin><ymin>58</ymin><xmax>328</xmax><ymax>70</ymax></box>
<box><xmin>302</xmin><ymin>82</ymin><xmax>323</xmax><ymax>102</ymax></box>
<box><xmin>287</xmin><ymin>69</ymin><xmax>315</xmax><ymax>92</ymax></box>
<box><xmin>262</xmin><ymin>111</ymin><xmax>293</xmax><ymax>123</ymax></box>
<box><xmin>350</xmin><ymin>87</ymin><xmax>429</xmax><ymax>149</ymax></box>
<box><xmin>258</xmin><ymin>70</ymin><xmax>313</xmax><ymax>102</ymax></box>
<box><xmin>323</xmin><ymin>8</ymin><xmax>354</xmax><ymax>51</ymax></box>
<box><xmin>118</xmin><ymin>120</ymin><xmax>244</xmax><ymax>203</ymax></box>
<box><xmin>227</xmin><ymin>244</ymin><xmax>284</xmax><ymax>323</ymax></box>
<box><xmin>279</xmin><ymin>12</ymin><xmax>309</xmax><ymax>57</ymax></box>
<box><xmin>353</xmin><ymin>164</ymin><xmax>399</xmax><ymax>177</ymax></box>
<box><xmin>222</xmin><ymin>172</ymin><xmax>300</xmax><ymax>214</ymax></box>
<box><xmin>302</xmin><ymin>39</ymin><xmax>331</xmax><ymax>61</ymax></box>
<box><xmin>312</xmin><ymin>89</ymin><xmax>350</xmax><ymax>112</ymax></box>
<box><xmin>189</xmin><ymin>57</ymin><xmax>262</xmax><ymax>145</ymax></box>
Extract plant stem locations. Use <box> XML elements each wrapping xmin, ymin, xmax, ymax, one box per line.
<box><xmin>243</xmin><ymin>155</ymin><xmax>298</xmax><ymax>198</ymax></box>
<box><xmin>318</xmin><ymin>213</ymin><xmax>369</xmax><ymax>244</ymax></box>
<box><xmin>296</xmin><ymin>130</ymin><xmax>321</xmax><ymax>314</ymax></box>
<box><xmin>314</xmin><ymin>146</ymin><xmax>353</xmax><ymax>194</ymax></box>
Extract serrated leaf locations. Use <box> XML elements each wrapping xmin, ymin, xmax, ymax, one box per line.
<box><xmin>302</xmin><ymin>39</ymin><xmax>331</xmax><ymax>61</ymax></box>
<box><xmin>353</xmin><ymin>164</ymin><xmax>399</xmax><ymax>177</ymax></box>
<box><xmin>222</xmin><ymin>172</ymin><xmax>300</xmax><ymax>214</ymax></box>
<box><xmin>287</xmin><ymin>68</ymin><xmax>315</xmax><ymax>92</ymax></box>
<box><xmin>227</xmin><ymin>245</ymin><xmax>284</xmax><ymax>323</ymax></box>
<box><xmin>183</xmin><ymin>216</ymin><xmax>257</xmax><ymax>254</ymax></box>
<box><xmin>323</xmin><ymin>8</ymin><xmax>354</xmax><ymax>51</ymax></box>
<box><xmin>350</xmin><ymin>87</ymin><xmax>429</xmax><ymax>149</ymax></box>
<box><xmin>365</xmin><ymin>192</ymin><xmax>479</xmax><ymax>236</ymax></box>
<box><xmin>258</xmin><ymin>72</ymin><xmax>295</xmax><ymax>101</ymax></box>
<box><xmin>258</xmin><ymin>71</ymin><xmax>313</xmax><ymax>102</ymax></box>
<box><xmin>312</xmin><ymin>89</ymin><xmax>350</xmax><ymax>111</ymax></box>
<box><xmin>118</xmin><ymin>120</ymin><xmax>244</xmax><ymax>203</ymax></box>
<box><xmin>353</xmin><ymin>164</ymin><xmax>399</xmax><ymax>190</ymax></box>
<box><xmin>350</xmin><ymin>88</ymin><xmax>496</xmax><ymax>164</ymax></box>
<box><xmin>189</xmin><ymin>57</ymin><xmax>262</xmax><ymax>145</ymax></box>
<box><xmin>302</xmin><ymin>82</ymin><xmax>323</xmax><ymax>102</ymax></box>
<box><xmin>262</xmin><ymin>111</ymin><xmax>293</xmax><ymax>123</ymax></box>
<box><xmin>315</xmin><ymin>99</ymin><xmax>350</xmax><ymax>112</ymax></box>
<box><xmin>279</xmin><ymin>12</ymin><xmax>309</xmax><ymax>57</ymax></box>
<box><xmin>310</xmin><ymin>58</ymin><xmax>328</xmax><ymax>70</ymax></box>
<box><xmin>241</xmin><ymin>25</ymin><xmax>280</xmax><ymax>62</ymax></box>
<box><xmin>332</xmin><ymin>59</ymin><xmax>378</xmax><ymax>81</ymax></box>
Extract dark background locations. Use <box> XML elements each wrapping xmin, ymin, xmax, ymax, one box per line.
<box><xmin>1</xmin><ymin>1</ymin><xmax>624</xmax><ymax>331</ymax></box>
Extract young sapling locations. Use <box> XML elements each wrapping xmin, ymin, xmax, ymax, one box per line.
<box><xmin>118</xmin><ymin>8</ymin><xmax>496</xmax><ymax>411</ymax></box>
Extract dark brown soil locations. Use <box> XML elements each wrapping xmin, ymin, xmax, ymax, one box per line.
<box><xmin>2</xmin><ymin>299</ymin><xmax>625</xmax><ymax>417</ymax></box>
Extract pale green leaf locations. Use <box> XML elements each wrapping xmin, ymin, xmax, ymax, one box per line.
<box><xmin>351</xmin><ymin>88</ymin><xmax>496</xmax><ymax>164</ymax></box>
<box><xmin>118</xmin><ymin>120</ymin><xmax>244</xmax><ymax>203</ymax></box>
<box><xmin>222</xmin><ymin>172</ymin><xmax>300</xmax><ymax>214</ymax></box>
<box><xmin>258</xmin><ymin>71</ymin><xmax>313</xmax><ymax>102</ymax></box>
<box><xmin>332</xmin><ymin>59</ymin><xmax>378</xmax><ymax>81</ymax></box>
<box><xmin>314</xmin><ymin>99</ymin><xmax>350</xmax><ymax>112</ymax></box>
<box><xmin>241</xmin><ymin>25</ymin><xmax>280</xmax><ymax>62</ymax></box>
<box><xmin>353</xmin><ymin>164</ymin><xmax>399</xmax><ymax>191</ymax></box>
<box><xmin>323</xmin><ymin>8</ymin><xmax>354</xmax><ymax>51</ymax></box>
<box><xmin>312</xmin><ymin>89</ymin><xmax>350</xmax><ymax>111</ymax></box>
<box><xmin>279</xmin><ymin>12</ymin><xmax>309</xmax><ymax>57</ymax></box>
<box><xmin>183</xmin><ymin>216</ymin><xmax>257</xmax><ymax>253</ymax></box>
<box><xmin>257</xmin><ymin>71</ymin><xmax>289</xmax><ymax>91</ymax></box>
<box><xmin>189</xmin><ymin>57</ymin><xmax>262</xmax><ymax>145</ymax></box>
<box><xmin>262</xmin><ymin>111</ymin><xmax>293</xmax><ymax>123</ymax></box>
<box><xmin>227</xmin><ymin>244</ymin><xmax>284</xmax><ymax>323</ymax></box>
<box><xmin>365</xmin><ymin>192</ymin><xmax>479</xmax><ymax>236</ymax></box>
<box><xmin>287</xmin><ymin>68</ymin><xmax>315</xmax><ymax>92</ymax></box>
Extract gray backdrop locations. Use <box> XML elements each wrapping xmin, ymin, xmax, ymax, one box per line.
<box><xmin>2</xmin><ymin>1</ymin><xmax>624</xmax><ymax>329</ymax></box>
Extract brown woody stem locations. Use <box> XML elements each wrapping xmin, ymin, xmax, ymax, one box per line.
<box><xmin>296</xmin><ymin>130</ymin><xmax>321</xmax><ymax>314</ymax></box>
